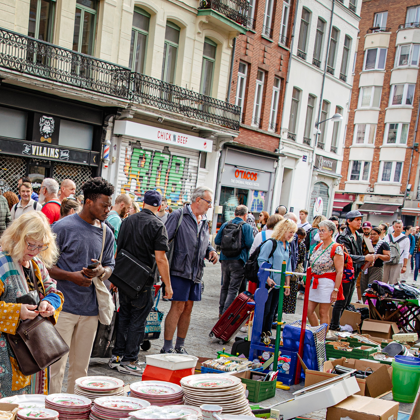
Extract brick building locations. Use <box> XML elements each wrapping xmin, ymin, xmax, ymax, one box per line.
<box><xmin>336</xmin><ymin>0</ymin><xmax>420</xmax><ymax>226</ymax></box>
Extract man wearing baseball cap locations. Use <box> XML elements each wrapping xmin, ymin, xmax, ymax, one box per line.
<box><xmin>108</xmin><ymin>190</ymin><xmax>173</xmax><ymax>375</ymax></box>
<box><xmin>331</xmin><ymin>210</ymin><xmax>375</xmax><ymax>330</ymax></box>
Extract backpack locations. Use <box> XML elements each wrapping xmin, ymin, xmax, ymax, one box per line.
<box><xmin>385</xmin><ymin>234</ymin><xmax>408</xmax><ymax>265</ymax></box>
<box><xmin>305</xmin><ymin>228</ymin><xmax>319</xmax><ymax>255</ymax></box>
<box><xmin>245</xmin><ymin>238</ymin><xmax>277</xmax><ymax>283</ymax></box>
<box><xmin>220</xmin><ymin>221</ymin><xmax>245</xmax><ymax>257</ymax></box>
<box><xmin>12</xmin><ymin>201</ymin><xmax>38</xmax><ymax>217</ymax></box>
<box><xmin>313</xmin><ymin>242</ymin><xmax>355</xmax><ymax>283</ymax></box>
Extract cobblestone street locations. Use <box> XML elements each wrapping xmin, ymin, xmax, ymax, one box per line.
<box><xmin>61</xmin><ymin>263</ymin><xmax>415</xmax><ymax>419</ymax></box>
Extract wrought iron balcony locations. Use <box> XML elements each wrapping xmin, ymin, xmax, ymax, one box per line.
<box><xmin>303</xmin><ymin>137</ymin><xmax>311</xmax><ymax>146</ymax></box>
<box><xmin>198</xmin><ymin>0</ymin><xmax>249</xmax><ymax>27</ymax></box>
<box><xmin>312</xmin><ymin>57</ymin><xmax>321</xmax><ymax>68</ymax></box>
<box><xmin>326</xmin><ymin>65</ymin><xmax>334</xmax><ymax>75</ymax></box>
<box><xmin>288</xmin><ymin>132</ymin><xmax>297</xmax><ymax>141</ymax></box>
<box><xmin>0</xmin><ymin>27</ymin><xmax>240</xmax><ymax>131</ymax></box>
<box><xmin>339</xmin><ymin>72</ymin><xmax>347</xmax><ymax>82</ymax></box>
<box><xmin>297</xmin><ymin>49</ymin><xmax>307</xmax><ymax>60</ymax></box>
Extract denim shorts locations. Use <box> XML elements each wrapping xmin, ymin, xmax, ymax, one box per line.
<box><xmin>171</xmin><ymin>275</ymin><xmax>202</xmax><ymax>302</ymax></box>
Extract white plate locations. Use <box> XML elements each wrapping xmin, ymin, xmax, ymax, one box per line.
<box><xmin>164</xmin><ymin>406</ymin><xmax>201</xmax><ymax>418</ymax></box>
<box><xmin>17</xmin><ymin>408</ymin><xmax>58</xmax><ymax>419</ymax></box>
<box><xmin>94</xmin><ymin>397</ymin><xmax>150</xmax><ymax>411</ymax></box>
<box><xmin>181</xmin><ymin>375</ymin><xmax>241</xmax><ymax>389</ymax></box>
<box><xmin>130</xmin><ymin>382</ymin><xmax>182</xmax><ymax>396</ymax></box>
<box><xmin>75</xmin><ymin>377</ymin><xmax>124</xmax><ymax>391</ymax></box>
<box><xmin>129</xmin><ymin>407</ymin><xmax>186</xmax><ymax>420</ymax></box>
<box><xmin>0</xmin><ymin>396</ymin><xmax>46</xmax><ymax>407</ymax></box>
<box><xmin>46</xmin><ymin>394</ymin><xmax>91</xmax><ymax>407</ymax></box>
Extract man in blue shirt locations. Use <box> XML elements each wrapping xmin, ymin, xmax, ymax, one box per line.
<box><xmin>215</xmin><ymin>205</ymin><xmax>254</xmax><ymax>316</ymax></box>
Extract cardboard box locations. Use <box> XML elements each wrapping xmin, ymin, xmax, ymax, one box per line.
<box><xmin>361</xmin><ymin>319</ymin><xmax>400</xmax><ymax>340</ymax></box>
<box><xmin>326</xmin><ymin>395</ymin><xmax>399</xmax><ymax>420</ymax></box>
<box><xmin>314</xmin><ymin>306</ymin><xmax>362</xmax><ymax>332</ymax></box>
<box><xmin>0</xmin><ymin>403</ymin><xmax>19</xmax><ymax>420</ymax></box>
<box><xmin>304</xmin><ymin>357</ymin><xmax>393</xmax><ymax>398</ymax></box>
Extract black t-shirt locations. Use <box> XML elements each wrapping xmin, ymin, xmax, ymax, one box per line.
<box><xmin>117</xmin><ymin>208</ymin><xmax>169</xmax><ymax>268</ymax></box>
<box><xmin>373</xmin><ymin>241</ymin><xmax>390</xmax><ymax>268</ymax></box>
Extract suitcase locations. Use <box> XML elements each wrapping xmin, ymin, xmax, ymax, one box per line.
<box><xmin>210</xmin><ymin>291</ymin><xmax>254</xmax><ymax>343</ymax></box>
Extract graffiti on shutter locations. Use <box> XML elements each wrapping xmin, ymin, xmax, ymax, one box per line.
<box><xmin>117</xmin><ymin>141</ymin><xmax>199</xmax><ymax>206</ymax></box>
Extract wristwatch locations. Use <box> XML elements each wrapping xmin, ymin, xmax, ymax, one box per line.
<box><xmin>333</xmin><ymin>288</ymin><xmax>339</xmax><ymax>292</ymax></box>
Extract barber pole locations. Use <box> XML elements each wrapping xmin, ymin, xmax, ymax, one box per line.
<box><xmin>103</xmin><ymin>143</ymin><xmax>110</xmax><ymax>168</ymax></box>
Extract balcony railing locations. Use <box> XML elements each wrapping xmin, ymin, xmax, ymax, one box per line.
<box><xmin>288</xmin><ymin>132</ymin><xmax>297</xmax><ymax>141</ymax></box>
<box><xmin>339</xmin><ymin>72</ymin><xmax>347</xmax><ymax>82</ymax></box>
<box><xmin>349</xmin><ymin>2</ymin><xmax>356</xmax><ymax>12</ymax></box>
<box><xmin>327</xmin><ymin>65</ymin><xmax>334</xmax><ymax>75</ymax></box>
<box><xmin>303</xmin><ymin>137</ymin><xmax>311</xmax><ymax>146</ymax></box>
<box><xmin>279</xmin><ymin>34</ymin><xmax>289</xmax><ymax>46</ymax></box>
<box><xmin>317</xmin><ymin>141</ymin><xmax>325</xmax><ymax>150</ymax></box>
<box><xmin>297</xmin><ymin>49</ymin><xmax>307</xmax><ymax>60</ymax></box>
<box><xmin>367</xmin><ymin>27</ymin><xmax>391</xmax><ymax>33</ymax></box>
<box><xmin>0</xmin><ymin>28</ymin><xmax>241</xmax><ymax>131</ymax></box>
<box><xmin>262</xmin><ymin>25</ymin><xmax>273</xmax><ymax>39</ymax></box>
<box><xmin>198</xmin><ymin>0</ymin><xmax>249</xmax><ymax>27</ymax></box>
<box><xmin>312</xmin><ymin>57</ymin><xmax>321</xmax><ymax>68</ymax></box>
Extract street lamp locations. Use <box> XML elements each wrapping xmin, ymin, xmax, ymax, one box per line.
<box><xmin>315</xmin><ymin>113</ymin><xmax>343</xmax><ymax>128</ymax></box>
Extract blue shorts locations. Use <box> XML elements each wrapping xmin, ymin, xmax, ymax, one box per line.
<box><xmin>171</xmin><ymin>275</ymin><xmax>202</xmax><ymax>302</ymax></box>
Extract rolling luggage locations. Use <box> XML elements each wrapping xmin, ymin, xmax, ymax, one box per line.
<box><xmin>209</xmin><ymin>291</ymin><xmax>254</xmax><ymax>343</ymax></box>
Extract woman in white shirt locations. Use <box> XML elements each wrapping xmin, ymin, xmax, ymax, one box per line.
<box><xmin>250</xmin><ymin>214</ymin><xmax>283</xmax><ymax>255</ymax></box>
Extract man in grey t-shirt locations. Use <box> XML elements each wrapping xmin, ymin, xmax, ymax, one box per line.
<box><xmin>49</xmin><ymin>178</ymin><xmax>115</xmax><ymax>394</ymax></box>
<box><xmin>156</xmin><ymin>197</ymin><xmax>168</xmax><ymax>224</ymax></box>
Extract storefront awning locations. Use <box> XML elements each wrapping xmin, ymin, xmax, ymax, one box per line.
<box><xmin>333</xmin><ymin>193</ymin><xmax>355</xmax><ymax>212</ymax></box>
<box><xmin>359</xmin><ymin>203</ymin><xmax>400</xmax><ymax>215</ymax></box>
<box><xmin>402</xmin><ymin>208</ymin><xmax>420</xmax><ymax>215</ymax></box>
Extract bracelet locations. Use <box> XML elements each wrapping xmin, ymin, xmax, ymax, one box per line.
<box><xmin>283</xmin><ymin>285</ymin><xmax>290</xmax><ymax>288</ymax></box>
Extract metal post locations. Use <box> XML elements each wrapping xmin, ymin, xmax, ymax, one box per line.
<box><xmin>273</xmin><ymin>261</ymin><xmax>287</xmax><ymax>372</ymax></box>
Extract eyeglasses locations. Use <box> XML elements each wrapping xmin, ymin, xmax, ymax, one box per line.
<box><xmin>27</xmin><ymin>242</ymin><xmax>49</xmax><ymax>252</ymax></box>
<box><xmin>199</xmin><ymin>197</ymin><xmax>212</xmax><ymax>206</ymax></box>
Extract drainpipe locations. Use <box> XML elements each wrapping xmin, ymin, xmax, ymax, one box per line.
<box><xmin>305</xmin><ymin>0</ymin><xmax>335</xmax><ymax>210</ymax></box>
<box><xmin>226</xmin><ymin>38</ymin><xmax>236</xmax><ymax>103</ymax></box>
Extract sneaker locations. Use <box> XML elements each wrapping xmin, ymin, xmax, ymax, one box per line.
<box><xmin>108</xmin><ymin>355</ymin><xmax>122</xmax><ymax>369</ymax></box>
<box><xmin>117</xmin><ymin>361</ymin><xmax>145</xmax><ymax>376</ymax></box>
<box><xmin>175</xmin><ymin>346</ymin><xmax>188</xmax><ymax>354</ymax></box>
<box><xmin>160</xmin><ymin>347</ymin><xmax>177</xmax><ymax>354</ymax></box>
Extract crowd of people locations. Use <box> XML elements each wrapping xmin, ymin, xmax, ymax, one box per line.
<box><xmin>0</xmin><ymin>174</ymin><xmax>418</xmax><ymax>398</ymax></box>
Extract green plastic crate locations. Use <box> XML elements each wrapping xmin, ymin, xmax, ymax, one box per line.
<box><xmin>240</xmin><ymin>377</ymin><xmax>276</xmax><ymax>403</ymax></box>
<box><xmin>326</xmin><ymin>344</ymin><xmax>377</xmax><ymax>360</ymax></box>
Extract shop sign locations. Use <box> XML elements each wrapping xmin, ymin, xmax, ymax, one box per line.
<box><xmin>313</xmin><ymin>197</ymin><xmax>324</xmax><ymax>217</ymax></box>
<box><xmin>221</xmin><ymin>164</ymin><xmax>271</xmax><ymax>190</ymax></box>
<box><xmin>114</xmin><ymin>121</ymin><xmax>212</xmax><ymax>153</ymax></box>
<box><xmin>32</xmin><ymin>113</ymin><xmax>60</xmax><ymax>145</ymax></box>
<box><xmin>0</xmin><ymin>138</ymin><xmax>99</xmax><ymax>166</ymax></box>
<box><xmin>315</xmin><ymin>154</ymin><xmax>337</xmax><ymax>173</ymax></box>
<box><xmin>362</xmin><ymin>194</ymin><xmax>403</xmax><ymax>205</ymax></box>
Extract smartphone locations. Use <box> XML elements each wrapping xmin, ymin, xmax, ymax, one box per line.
<box><xmin>87</xmin><ymin>261</ymin><xmax>100</xmax><ymax>269</ymax></box>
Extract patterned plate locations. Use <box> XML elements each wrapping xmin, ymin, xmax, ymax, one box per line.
<box><xmin>129</xmin><ymin>407</ymin><xmax>186</xmax><ymax>420</ymax></box>
<box><xmin>164</xmin><ymin>406</ymin><xmax>202</xmax><ymax>418</ymax></box>
<box><xmin>94</xmin><ymin>397</ymin><xmax>150</xmax><ymax>411</ymax></box>
<box><xmin>130</xmin><ymin>382</ymin><xmax>182</xmax><ymax>396</ymax></box>
<box><xmin>181</xmin><ymin>374</ymin><xmax>241</xmax><ymax>389</ymax></box>
<box><xmin>46</xmin><ymin>394</ymin><xmax>91</xmax><ymax>408</ymax></box>
<box><xmin>75</xmin><ymin>377</ymin><xmax>124</xmax><ymax>391</ymax></box>
<box><xmin>0</xmin><ymin>396</ymin><xmax>46</xmax><ymax>407</ymax></box>
<box><xmin>17</xmin><ymin>408</ymin><xmax>58</xmax><ymax>419</ymax></box>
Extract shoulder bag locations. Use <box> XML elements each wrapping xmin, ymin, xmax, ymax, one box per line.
<box><xmin>5</xmin><ymin>262</ymin><xmax>69</xmax><ymax>376</ymax></box>
<box><xmin>93</xmin><ymin>224</ymin><xmax>115</xmax><ymax>325</ymax></box>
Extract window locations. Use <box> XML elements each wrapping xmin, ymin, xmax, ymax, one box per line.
<box><xmin>327</xmin><ymin>27</ymin><xmax>339</xmax><ymax>74</ymax></box>
<box><xmin>161</xmin><ymin>22</ymin><xmax>180</xmax><ymax>84</ymax></box>
<box><xmin>235</xmin><ymin>62</ymin><xmax>248</xmax><ymax>120</ymax></box>
<box><xmin>352</xmin><ymin>52</ymin><xmax>357</xmax><ymax>73</ymax></box>
<box><xmin>268</xmin><ymin>77</ymin><xmax>281</xmax><ymax>131</ymax></box>
<box><xmin>248</xmin><ymin>0</ymin><xmax>256</xmax><ymax>28</ymax></box>
<box><xmin>28</xmin><ymin>0</ymin><xmax>55</xmax><ymax>42</ymax></box>
<box><xmin>313</xmin><ymin>18</ymin><xmax>325</xmax><ymax>67</ymax></box>
<box><xmin>350</xmin><ymin>161</ymin><xmax>370</xmax><ymax>181</ymax></box>
<box><xmin>288</xmin><ymin>87</ymin><xmax>301</xmax><ymax>135</ymax></box>
<box><xmin>263</xmin><ymin>0</ymin><xmax>274</xmax><ymax>38</ymax></box>
<box><xmin>297</xmin><ymin>8</ymin><xmax>311</xmax><ymax>59</ymax></box>
<box><xmin>129</xmin><ymin>8</ymin><xmax>150</xmax><ymax>74</ymax></box>
<box><xmin>349</xmin><ymin>0</ymin><xmax>357</xmax><ymax>12</ymax></box>
<box><xmin>331</xmin><ymin>106</ymin><xmax>342</xmax><ymax>152</ymax></box>
<box><xmin>380</xmin><ymin>161</ymin><xmax>403</xmax><ymax>183</ymax></box>
<box><xmin>384</xmin><ymin>123</ymin><xmax>409</xmax><ymax>144</ymax></box>
<box><xmin>318</xmin><ymin>100</ymin><xmax>330</xmax><ymax>148</ymax></box>
<box><xmin>73</xmin><ymin>0</ymin><xmax>98</xmax><ymax>55</ymax></box>
<box><xmin>406</xmin><ymin>6</ymin><xmax>420</xmax><ymax>27</ymax></box>
<box><xmin>252</xmin><ymin>70</ymin><xmax>265</xmax><ymax>127</ymax></box>
<box><xmin>340</xmin><ymin>36</ymin><xmax>351</xmax><ymax>80</ymax></box>
<box><xmin>279</xmin><ymin>0</ymin><xmax>290</xmax><ymax>44</ymax></box>
<box><xmin>358</xmin><ymin>86</ymin><xmax>382</xmax><ymax>108</ymax></box>
<box><xmin>363</xmin><ymin>48</ymin><xmax>387</xmax><ymax>70</ymax></box>
<box><xmin>303</xmin><ymin>94</ymin><xmax>316</xmax><ymax>144</ymax></box>
<box><xmin>373</xmin><ymin>11</ymin><xmax>388</xmax><ymax>30</ymax></box>
<box><xmin>389</xmin><ymin>84</ymin><xmax>415</xmax><ymax>106</ymax></box>
<box><xmin>354</xmin><ymin>124</ymin><xmax>376</xmax><ymax>144</ymax></box>
<box><xmin>395</xmin><ymin>44</ymin><xmax>420</xmax><ymax>67</ymax></box>
<box><xmin>200</xmin><ymin>38</ymin><xmax>217</xmax><ymax>96</ymax></box>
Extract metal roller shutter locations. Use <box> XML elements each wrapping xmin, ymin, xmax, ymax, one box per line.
<box><xmin>0</xmin><ymin>156</ymin><xmax>26</xmax><ymax>194</ymax></box>
<box><xmin>53</xmin><ymin>163</ymin><xmax>93</xmax><ymax>195</ymax></box>
<box><xmin>117</xmin><ymin>139</ymin><xmax>199</xmax><ymax>206</ymax></box>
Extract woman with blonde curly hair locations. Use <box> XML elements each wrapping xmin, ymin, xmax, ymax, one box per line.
<box><xmin>0</xmin><ymin>211</ymin><xmax>64</xmax><ymax>397</ymax></box>
<box><xmin>258</xmin><ymin>218</ymin><xmax>297</xmax><ymax>334</ymax></box>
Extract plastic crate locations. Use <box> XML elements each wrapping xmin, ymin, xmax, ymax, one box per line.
<box><xmin>240</xmin><ymin>376</ymin><xmax>276</xmax><ymax>403</ymax></box>
<box><xmin>326</xmin><ymin>344</ymin><xmax>377</xmax><ymax>360</ymax></box>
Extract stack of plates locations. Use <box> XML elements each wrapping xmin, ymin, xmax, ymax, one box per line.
<box><xmin>75</xmin><ymin>376</ymin><xmax>125</xmax><ymax>400</ymax></box>
<box><xmin>17</xmin><ymin>408</ymin><xmax>59</xmax><ymax>420</ymax></box>
<box><xmin>46</xmin><ymin>394</ymin><xmax>91</xmax><ymax>420</ymax></box>
<box><xmin>129</xmin><ymin>405</ymin><xmax>200</xmax><ymax>420</ymax></box>
<box><xmin>130</xmin><ymin>381</ymin><xmax>184</xmax><ymax>406</ymax></box>
<box><xmin>0</xmin><ymin>395</ymin><xmax>45</xmax><ymax>409</ymax></box>
<box><xmin>90</xmin><ymin>397</ymin><xmax>150</xmax><ymax>420</ymax></box>
<box><xmin>180</xmin><ymin>374</ymin><xmax>253</xmax><ymax>416</ymax></box>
